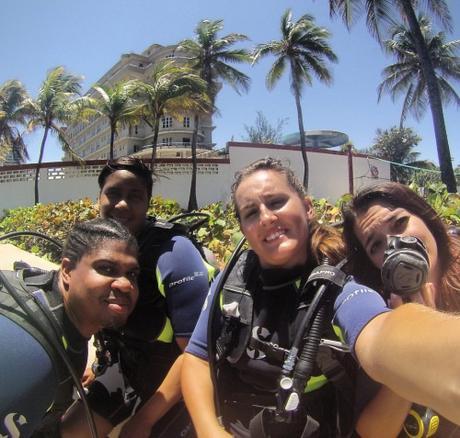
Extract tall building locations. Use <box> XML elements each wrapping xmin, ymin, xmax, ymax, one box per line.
<box><xmin>65</xmin><ymin>44</ymin><xmax>215</xmax><ymax>160</ymax></box>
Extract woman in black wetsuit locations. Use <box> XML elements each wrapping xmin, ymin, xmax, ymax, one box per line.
<box><xmin>341</xmin><ymin>182</ymin><xmax>460</xmax><ymax>437</ymax></box>
<box><xmin>182</xmin><ymin>157</ymin><xmax>358</xmax><ymax>438</ymax></box>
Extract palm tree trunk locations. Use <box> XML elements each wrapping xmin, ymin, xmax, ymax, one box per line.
<box><xmin>187</xmin><ymin>114</ymin><xmax>199</xmax><ymax>212</ymax></box>
<box><xmin>399</xmin><ymin>0</ymin><xmax>456</xmax><ymax>193</ymax></box>
<box><xmin>34</xmin><ymin>125</ymin><xmax>49</xmax><ymax>204</ymax></box>
<box><xmin>292</xmin><ymin>74</ymin><xmax>309</xmax><ymax>190</ymax></box>
<box><xmin>109</xmin><ymin>124</ymin><xmax>116</xmax><ymax>160</ymax></box>
<box><xmin>150</xmin><ymin>119</ymin><xmax>160</xmax><ymax>171</ymax></box>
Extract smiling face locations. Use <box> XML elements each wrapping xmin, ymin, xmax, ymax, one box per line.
<box><xmin>234</xmin><ymin>169</ymin><xmax>314</xmax><ymax>269</ymax></box>
<box><xmin>61</xmin><ymin>240</ymin><xmax>140</xmax><ymax>338</ymax></box>
<box><xmin>99</xmin><ymin>170</ymin><xmax>149</xmax><ymax>236</ymax></box>
<box><xmin>353</xmin><ymin>201</ymin><xmax>441</xmax><ymax>284</ymax></box>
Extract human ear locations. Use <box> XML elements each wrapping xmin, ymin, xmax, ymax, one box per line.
<box><xmin>60</xmin><ymin>257</ymin><xmax>73</xmax><ymax>289</ymax></box>
<box><xmin>303</xmin><ymin>197</ymin><xmax>315</xmax><ymax>220</ymax></box>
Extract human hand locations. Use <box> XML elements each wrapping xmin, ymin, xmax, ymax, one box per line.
<box><xmin>81</xmin><ymin>367</ymin><xmax>95</xmax><ymax>387</ymax></box>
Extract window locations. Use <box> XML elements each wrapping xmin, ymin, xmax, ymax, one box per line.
<box><xmin>134</xmin><ymin>125</ymin><xmax>138</xmax><ymax>135</ymax></box>
<box><xmin>161</xmin><ymin>116</ymin><xmax>172</xmax><ymax>128</ymax></box>
<box><xmin>183</xmin><ymin>117</ymin><xmax>190</xmax><ymax>128</ymax></box>
<box><xmin>161</xmin><ymin>137</ymin><xmax>173</xmax><ymax>146</ymax></box>
<box><xmin>182</xmin><ymin>137</ymin><xmax>191</xmax><ymax>147</ymax></box>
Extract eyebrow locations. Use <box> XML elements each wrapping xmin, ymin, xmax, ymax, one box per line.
<box><xmin>238</xmin><ymin>202</ymin><xmax>255</xmax><ymax>213</ymax></box>
<box><xmin>363</xmin><ymin>216</ymin><xmax>390</xmax><ymax>249</ymax></box>
<box><xmin>363</xmin><ymin>208</ymin><xmax>405</xmax><ymax>249</ymax></box>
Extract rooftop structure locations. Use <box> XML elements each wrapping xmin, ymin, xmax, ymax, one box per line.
<box><xmin>65</xmin><ymin>44</ymin><xmax>215</xmax><ymax>161</ymax></box>
<box><xmin>282</xmin><ymin>130</ymin><xmax>349</xmax><ymax>149</ymax></box>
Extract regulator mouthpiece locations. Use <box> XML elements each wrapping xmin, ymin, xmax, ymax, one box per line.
<box><xmin>381</xmin><ymin>236</ymin><xmax>429</xmax><ymax>297</ymax></box>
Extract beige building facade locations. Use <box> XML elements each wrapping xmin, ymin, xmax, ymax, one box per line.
<box><xmin>65</xmin><ymin>44</ymin><xmax>215</xmax><ymax>160</ymax></box>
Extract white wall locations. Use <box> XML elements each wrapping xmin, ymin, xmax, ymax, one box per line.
<box><xmin>227</xmin><ymin>142</ymin><xmax>390</xmax><ymax>201</ymax></box>
<box><xmin>0</xmin><ymin>144</ymin><xmax>389</xmax><ymax>214</ymax></box>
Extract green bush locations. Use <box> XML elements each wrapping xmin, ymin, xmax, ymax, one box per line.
<box><xmin>0</xmin><ymin>187</ymin><xmax>458</xmax><ymax>266</ymax></box>
<box><xmin>0</xmin><ymin>198</ymin><xmax>98</xmax><ymax>263</ymax></box>
<box><xmin>409</xmin><ymin>182</ymin><xmax>460</xmax><ymax>225</ymax></box>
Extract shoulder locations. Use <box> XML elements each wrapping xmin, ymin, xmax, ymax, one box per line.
<box><xmin>0</xmin><ymin>315</ymin><xmax>58</xmax><ymax>436</ymax></box>
<box><xmin>156</xmin><ymin>234</ymin><xmax>203</xmax><ymax>264</ymax></box>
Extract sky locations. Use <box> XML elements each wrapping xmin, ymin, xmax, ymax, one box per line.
<box><xmin>1</xmin><ymin>0</ymin><xmax>459</xmax><ymax>166</ymax></box>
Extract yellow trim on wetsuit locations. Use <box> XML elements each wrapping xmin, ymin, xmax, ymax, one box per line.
<box><xmin>305</xmin><ymin>374</ymin><xmax>328</xmax><ymax>393</ymax></box>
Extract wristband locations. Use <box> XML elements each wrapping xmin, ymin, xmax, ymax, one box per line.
<box><xmin>333</xmin><ymin>280</ymin><xmax>390</xmax><ymax>357</ymax></box>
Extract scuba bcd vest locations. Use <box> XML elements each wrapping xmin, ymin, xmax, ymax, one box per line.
<box><xmin>209</xmin><ymin>249</ymin><xmax>356</xmax><ymax>437</ymax></box>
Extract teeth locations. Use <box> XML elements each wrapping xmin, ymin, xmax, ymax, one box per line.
<box><xmin>266</xmin><ymin>230</ymin><xmax>284</xmax><ymax>242</ymax></box>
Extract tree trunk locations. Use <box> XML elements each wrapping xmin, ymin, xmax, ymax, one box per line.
<box><xmin>34</xmin><ymin>125</ymin><xmax>49</xmax><ymax>204</ymax></box>
<box><xmin>109</xmin><ymin>124</ymin><xmax>115</xmax><ymax>160</ymax></box>
<box><xmin>292</xmin><ymin>75</ymin><xmax>309</xmax><ymax>190</ymax></box>
<box><xmin>400</xmin><ymin>0</ymin><xmax>456</xmax><ymax>192</ymax></box>
<box><xmin>187</xmin><ymin>114</ymin><xmax>199</xmax><ymax>212</ymax></box>
<box><xmin>150</xmin><ymin>119</ymin><xmax>160</xmax><ymax>171</ymax></box>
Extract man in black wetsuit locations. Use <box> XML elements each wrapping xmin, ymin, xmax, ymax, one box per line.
<box><xmin>0</xmin><ymin>218</ymin><xmax>139</xmax><ymax>438</ymax></box>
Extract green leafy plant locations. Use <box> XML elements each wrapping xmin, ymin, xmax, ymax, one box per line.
<box><xmin>409</xmin><ymin>182</ymin><xmax>460</xmax><ymax>225</ymax></box>
<box><xmin>0</xmin><ymin>198</ymin><xmax>98</xmax><ymax>262</ymax></box>
<box><xmin>1</xmin><ymin>188</ymin><xmax>457</xmax><ymax>267</ymax></box>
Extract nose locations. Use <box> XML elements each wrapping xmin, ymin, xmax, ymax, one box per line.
<box><xmin>114</xmin><ymin>198</ymin><xmax>129</xmax><ymax>209</ymax></box>
<box><xmin>259</xmin><ymin>205</ymin><xmax>277</xmax><ymax>226</ymax></box>
<box><xmin>112</xmin><ymin>275</ymin><xmax>136</xmax><ymax>294</ymax></box>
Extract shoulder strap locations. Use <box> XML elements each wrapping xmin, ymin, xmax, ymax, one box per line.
<box><xmin>215</xmin><ymin>250</ymin><xmax>259</xmax><ymax>364</ymax></box>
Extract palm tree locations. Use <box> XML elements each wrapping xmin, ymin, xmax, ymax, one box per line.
<box><xmin>85</xmin><ymin>81</ymin><xmax>140</xmax><ymax>160</ymax></box>
<box><xmin>253</xmin><ymin>10</ymin><xmax>338</xmax><ymax>190</ymax></box>
<box><xmin>27</xmin><ymin>67</ymin><xmax>82</xmax><ymax>204</ymax></box>
<box><xmin>378</xmin><ymin>17</ymin><xmax>460</xmax><ymax>129</ymax></box>
<box><xmin>0</xmin><ymin>80</ymin><xmax>30</xmax><ymax>163</ymax></box>
<box><xmin>135</xmin><ymin>61</ymin><xmax>209</xmax><ymax>169</ymax></box>
<box><xmin>328</xmin><ymin>0</ymin><xmax>457</xmax><ymax>192</ymax></box>
<box><xmin>178</xmin><ymin>19</ymin><xmax>251</xmax><ymax>210</ymax></box>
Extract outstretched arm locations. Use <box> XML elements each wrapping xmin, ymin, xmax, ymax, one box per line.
<box><xmin>333</xmin><ymin>281</ymin><xmax>460</xmax><ymax>425</ymax></box>
<box><xmin>181</xmin><ymin>353</ymin><xmax>230</xmax><ymax>438</ymax></box>
<box><xmin>355</xmin><ymin>304</ymin><xmax>460</xmax><ymax>424</ymax></box>
<box><xmin>356</xmin><ymin>386</ymin><xmax>411</xmax><ymax>438</ymax></box>
<box><xmin>354</xmin><ymin>286</ymin><xmax>437</xmax><ymax>437</ymax></box>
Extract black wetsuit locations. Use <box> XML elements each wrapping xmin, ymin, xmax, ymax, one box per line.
<box><xmin>187</xmin><ymin>251</ymin><xmax>356</xmax><ymax>437</ymax></box>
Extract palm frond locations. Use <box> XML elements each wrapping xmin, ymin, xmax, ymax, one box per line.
<box><xmin>379</xmin><ymin>14</ymin><xmax>460</xmax><ymax>124</ymax></box>
<box><xmin>50</xmin><ymin>121</ymin><xmax>84</xmax><ymax>163</ymax></box>
<box><xmin>266</xmin><ymin>56</ymin><xmax>286</xmax><ymax>90</ymax></box>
